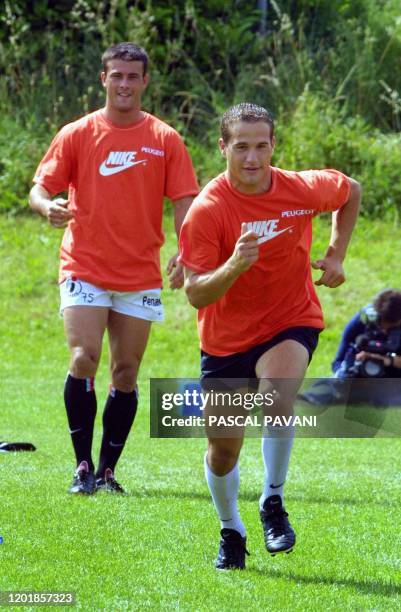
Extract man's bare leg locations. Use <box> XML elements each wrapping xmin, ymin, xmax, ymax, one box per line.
<box><xmin>256</xmin><ymin>339</ymin><xmax>309</xmax><ymax>554</ymax></box>
<box><xmin>203</xmin><ymin>386</ymin><xmax>250</xmax><ymax>571</ymax></box>
<box><xmin>96</xmin><ymin>311</ymin><xmax>151</xmax><ymax>489</ymax></box>
<box><xmin>63</xmin><ymin>306</ymin><xmax>109</xmax><ymax>492</ymax></box>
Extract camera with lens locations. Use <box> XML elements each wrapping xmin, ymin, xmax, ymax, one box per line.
<box><xmin>349</xmin><ymin>329</ymin><xmax>400</xmax><ymax>377</ymax></box>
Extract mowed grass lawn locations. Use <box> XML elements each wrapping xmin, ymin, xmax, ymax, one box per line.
<box><xmin>1</xmin><ymin>213</ymin><xmax>400</xmax><ymax>610</ymax></box>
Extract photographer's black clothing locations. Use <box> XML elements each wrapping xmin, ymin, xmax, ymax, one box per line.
<box><xmin>299</xmin><ymin>305</ymin><xmax>401</xmax><ymax>407</ymax></box>
<box><xmin>332</xmin><ymin>306</ymin><xmax>401</xmax><ymax>379</ymax></box>
<box><xmin>332</xmin><ymin>311</ymin><xmax>367</xmax><ymax>373</ymax></box>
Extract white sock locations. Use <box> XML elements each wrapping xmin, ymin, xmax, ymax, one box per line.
<box><xmin>260</xmin><ymin>425</ymin><xmax>295</xmax><ymax>509</ymax></box>
<box><xmin>204</xmin><ymin>453</ymin><xmax>246</xmax><ymax>537</ymax></box>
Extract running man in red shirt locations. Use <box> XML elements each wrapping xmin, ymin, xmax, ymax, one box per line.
<box><xmin>180</xmin><ymin>103</ymin><xmax>361</xmax><ymax>569</ymax></box>
<box><xmin>29</xmin><ymin>42</ymin><xmax>198</xmax><ymax>495</ymax></box>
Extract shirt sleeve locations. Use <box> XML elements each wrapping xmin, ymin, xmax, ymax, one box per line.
<box><xmin>32</xmin><ymin>126</ymin><xmax>74</xmax><ymax>195</ymax></box>
<box><xmin>164</xmin><ymin>131</ymin><xmax>199</xmax><ymax>201</ymax></box>
<box><xmin>179</xmin><ymin>200</ymin><xmax>222</xmax><ymax>273</ymax></box>
<box><xmin>302</xmin><ymin>169</ymin><xmax>351</xmax><ymax>214</ymax></box>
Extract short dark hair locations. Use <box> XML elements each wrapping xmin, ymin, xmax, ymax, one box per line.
<box><xmin>374</xmin><ymin>289</ymin><xmax>401</xmax><ymax>325</ymax></box>
<box><xmin>220</xmin><ymin>103</ymin><xmax>275</xmax><ymax>143</ymax></box>
<box><xmin>102</xmin><ymin>42</ymin><xmax>149</xmax><ymax>75</ymax></box>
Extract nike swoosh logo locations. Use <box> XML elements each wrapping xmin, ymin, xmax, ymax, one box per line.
<box><xmin>99</xmin><ymin>159</ymin><xmax>147</xmax><ymax>176</ymax></box>
<box><xmin>109</xmin><ymin>441</ymin><xmax>124</xmax><ymax>448</ymax></box>
<box><xmin>69</xmin><ymin>428</ymin><xmax>82</xmax><ymax>435</ymax></box>
<box><xmin>270</xmin><ymin>482</ymin><xmax>285</xmax><ymax>489</ymax></box>
<box><xmin>257</xmin><ymin>227</ymin><xmax>292</xmax><ymax>244</ymax></box>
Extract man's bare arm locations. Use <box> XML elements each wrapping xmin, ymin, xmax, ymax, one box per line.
<box><xmin>312</xmin><ymin>178</ymin><xmax>362</xmax><ymax>288</ymax></box>
<box><xmin>29</xmin><ymin>184</ymin><xmax>73</xmax><ymax>228</ymax></box>
<box><xmin>184</xmin><ymin>224</ymin><xmax>259</xmax><ymax>309</ymax></box>
<box><xmin>173</xmin><ymin>196</ymin><xmax>194</xmax><ymax>237</ymax></box>
<box><xmin>167</xmin><ymin>196</ymin><xmax>195</xmax><ymax>289</ymax></box>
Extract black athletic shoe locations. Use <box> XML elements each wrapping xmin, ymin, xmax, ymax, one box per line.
<box><xmin>215</xmin><ymin>528</ymin><xmax>250</xmax><ymax>570</ymax></box>
<box><xmin>69</xmin><ymin>461</ymin><xmax>96</xmax><ymax>495</ymax></box>
<box><xmin>96</xmin><ymin>468</ymin><xmax>125</xmax><ymax>494</ymax></box>
<box><xmin>0</xmin><ymin>441</ymin><xmax>36</xmax><ymax>452</ymax></box>
<box><xmin>260</xmin><ymin>495</ymin><xmax>296</xmax><ymax>556</ymax></box>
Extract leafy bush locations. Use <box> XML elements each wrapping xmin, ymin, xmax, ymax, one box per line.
<box><xmin>1</xmin><ymin>1</ymin><xmax>401</xmax><ymax>217</ymax></box>
<box><xmin>2</xmin><ymin>89</ymin><xmax>401</xmax><ymax>217</ymax></box>
<box><xmin>2</xmin><ymin>1</ymin><xmax>401</xmax><ymax>132</ymax></box>
<box><xmin>276</xmin><ymin>89</ymin><xmax>401</xmax><ymax>218</ymax></box>
<box><xmin>0</xmin><ymin>117</ymin><xmax>49</xmax><ymax>213</ymax></box>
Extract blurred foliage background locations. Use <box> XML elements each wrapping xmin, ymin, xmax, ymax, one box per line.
<box><xmin>1</xmin><ymin>0</ymin><xmax>401</xmax><ymax>217</ymax></box>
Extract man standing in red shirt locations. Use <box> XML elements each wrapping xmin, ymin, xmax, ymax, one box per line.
<box><xmin>29</xmin><ymin>42</ymin><xmax>198</xmax><ymax>495</ymax></box>
<box><xmin>180</xmin><ymin>103</ymin><xmax>361</xmax><ymax>569</ymax></box>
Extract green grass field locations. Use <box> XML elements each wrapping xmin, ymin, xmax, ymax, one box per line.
<box><xmin>1</xmin><ymin>213</ymin><xmax>400</xmax><ymax>610</ymax></box>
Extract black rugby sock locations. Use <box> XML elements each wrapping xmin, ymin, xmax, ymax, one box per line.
<box><xmin>96</xmin><ymin>387</ymin><xmax>138</xmax><ymax>478</ymax></box>
<box><xmin>64</xmin><ymin>374</ymin><xmax>97</xmax><ymax>471</ymax></box>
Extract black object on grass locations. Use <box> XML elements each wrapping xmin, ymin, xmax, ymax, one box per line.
<box><xmin>0</xmin><ymin>441</ymin><xmax>36</xmax><ymax>452</ymax></box>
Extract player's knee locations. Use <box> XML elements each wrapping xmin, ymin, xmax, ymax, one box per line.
<box><xmin>269</xmin><ymin>397</ymin><xmax>296</xmax><ymax>418</ymax></box>
<box><xmin>70</xmin><ymin>346</ymin><xmax>99</xmax><ymax>377</ymax></box>
<box><xmin>208</xmin><ymin>441</ymin><xmax>241</xmax><ymax>475</ymax></box>
<box><xmin>111</xmin><ymin>363</ymin><xmax>138</xmax><ymax>393</ymax></box>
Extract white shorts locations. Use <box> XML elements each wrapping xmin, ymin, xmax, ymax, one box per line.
<box><xmin>60</xmin><ymin>278</ymin><xmax>164</xmax><ymax>322</ymax></box>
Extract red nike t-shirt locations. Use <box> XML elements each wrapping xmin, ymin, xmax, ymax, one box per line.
<box><xmin>34</xmin><ymin>110</ymin><xmax>199</xmax><ymax>291</ymax></box>
<box><xmin>179</xmin><ymin>168</ymin><xmax>350</xmax><ymax>356</ymax></box>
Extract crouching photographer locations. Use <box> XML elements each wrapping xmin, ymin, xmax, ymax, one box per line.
<box><xmin>299</xmin><ymin>289</ymin><xmax>401</xmax><ymax>407</ymax></box>
<box><xmin>333</xmin><ymin>289</ymin><xmax>401</xmax><ymax>381</ymax></box>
